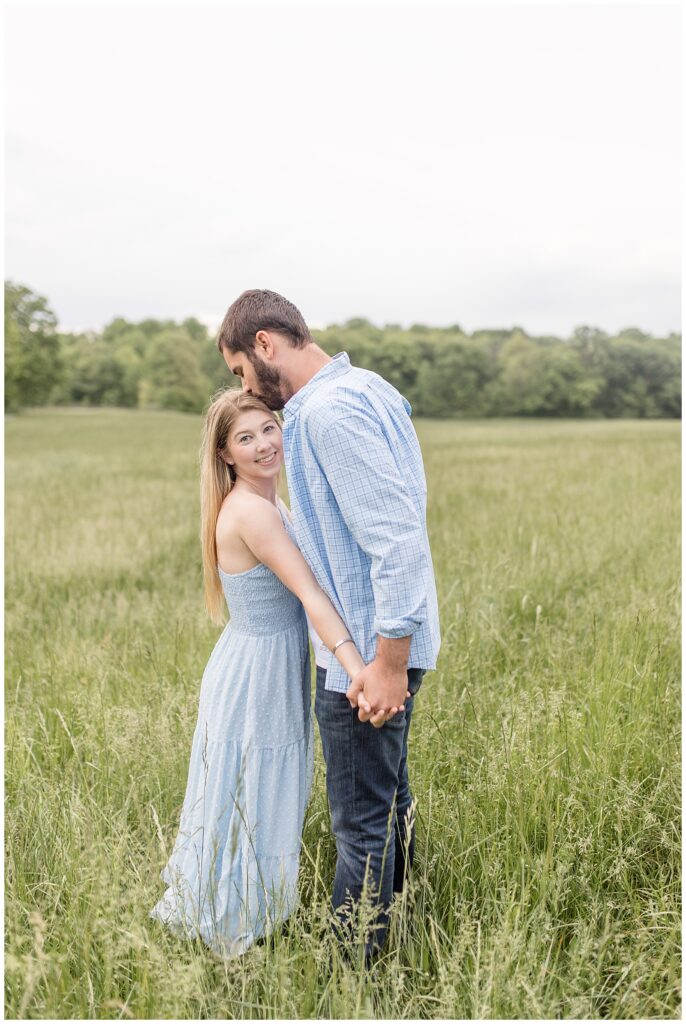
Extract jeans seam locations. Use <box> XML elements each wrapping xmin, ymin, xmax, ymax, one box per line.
<box><xmin>317</xmin><ymin>667</ymin><xmax>358</xmax><ymax>847</ymax></box>
<box><xmin>349</xmin><ymin>691</ymin><xmax>357</xmax><ymax>833</ymax></box>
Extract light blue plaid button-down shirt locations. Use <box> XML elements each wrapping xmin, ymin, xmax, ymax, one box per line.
<box><xmin>282</xmin><ymin>352</ymin><xmax>441</xmax><ymax>693</ymax></box>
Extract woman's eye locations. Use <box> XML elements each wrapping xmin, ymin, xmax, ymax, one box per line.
<box><xmin>239</xmin><ymin>435</ymin><xmax>250</xmax><ymax>443</ymax></box>
<box><xmin>264</xmin><ymin>424</ymin><xmax>275</xmax><ymax>433</ymax></box>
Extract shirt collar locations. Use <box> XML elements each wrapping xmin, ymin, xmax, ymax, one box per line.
<box><xmin>283</xmin><ymin>351</ymin><xmax>351</xmax><ymax>420</ymax></box>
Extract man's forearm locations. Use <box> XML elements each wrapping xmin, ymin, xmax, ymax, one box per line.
<box><xmin>375</xmin><ymin>634</ymin><xmax>411</xmax><ymax>672</ymax></box>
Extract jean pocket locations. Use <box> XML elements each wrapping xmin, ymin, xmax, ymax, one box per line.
<box><xmin>407</xmin><ymin>668</ymin><xmax>425</xmax><ymax>698</ymax></box>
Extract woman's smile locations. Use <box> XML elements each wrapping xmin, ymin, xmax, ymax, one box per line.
<box><xmin>255</xmin><ymin>451</ymin><xmax>277</xmax><ymax>466</ymax></box>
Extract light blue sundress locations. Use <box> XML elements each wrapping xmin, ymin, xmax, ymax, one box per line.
<box><xmin>150</xmin><ymin>510</ymin><xmax>314</xmax><ymax>957</ymax></box>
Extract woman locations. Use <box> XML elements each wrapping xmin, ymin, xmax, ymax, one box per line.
<box><xmin>150</xmin><ymin>389</ymin><xmax>404</xmax><ymax>958</ymax></box>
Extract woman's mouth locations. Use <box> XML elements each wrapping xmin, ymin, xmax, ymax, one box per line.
<box><xmin>255</xmin><ymin>452</ymin><xmax>278</xmax><ymax>466</ymax></box>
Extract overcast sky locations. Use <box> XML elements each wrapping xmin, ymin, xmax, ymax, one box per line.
<box><xmin>5</xmin><ymin>3</ymin><xmax>681</xmax><ymax>336</ymax></box>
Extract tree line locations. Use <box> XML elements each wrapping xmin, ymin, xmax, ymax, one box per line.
<box><xmin>5</xmin><ymin>281</ymin><xmax>681</xmax><ymax>418</ymax></box>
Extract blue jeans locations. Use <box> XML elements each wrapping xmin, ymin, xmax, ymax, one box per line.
<box><xmin>315</xmin><ymin>665</ymin><xmax>424</xmax><ymax>957</ymax></box>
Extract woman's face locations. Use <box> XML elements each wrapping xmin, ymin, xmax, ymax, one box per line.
<box><xmin>224</xmin><ymin>409</ymin><xmax>283</xmax><ymax>481</ymax></box>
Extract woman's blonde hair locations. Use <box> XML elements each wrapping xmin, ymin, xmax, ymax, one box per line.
<box><xmin>199</xmin><ymin>387</ymin><xmax>281</xmax><ymax>623</ymax></box>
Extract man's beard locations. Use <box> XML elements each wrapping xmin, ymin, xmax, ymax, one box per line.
<box><xmin>249</xmin><ymin>356</ymin><xmax>291</xmax><ymax>411</ymax></box>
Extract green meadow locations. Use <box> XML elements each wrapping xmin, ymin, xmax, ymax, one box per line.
<box><xmin>5</xmin><ymin>409</ymin><xmax>681</xmax><ymax>1019</ymax></box>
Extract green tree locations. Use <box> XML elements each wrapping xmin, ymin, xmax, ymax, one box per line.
<box><xmin>592</xmin><ymin>337</ymin><xmax>681</xmax><ymax>418</ymax></box>
<box><xmin>499</xmin><ymin>333</ymin><xmax>597</xmax><ymax>416</ymax></box>
<box><xmin>4</xmin><ymin>281</ymin><xmax>61</xmax><ymax>411</ymax></box>
<box><xmin>415</xmin><ymin>339</ymin><xmax>496</xmax><ymax>417</ymax></box>
<box><xmin>53</xmin><ymin>335</ymin><xmax>122</xmax><ymax>406</ymax></box>
<box><xmin>138</xmin><ymin>329</ymin><xmax>212</xmax><ymax>413</ymax></box>
<box><xmin>198</xmin><ymin>324</ymin><xmax>235</xmax><ymax>394</ymax></box>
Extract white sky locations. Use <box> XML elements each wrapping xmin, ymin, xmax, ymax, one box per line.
<box><xmin>4</xmin><ymin>3</ymin><xmax>682</xmax><ymax>336</ymax></box>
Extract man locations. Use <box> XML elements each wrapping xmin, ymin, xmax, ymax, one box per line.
<box><xmin>216</xmin><ymin>289</ymin><xmax>440</xmax><ymax>958</ymax></box>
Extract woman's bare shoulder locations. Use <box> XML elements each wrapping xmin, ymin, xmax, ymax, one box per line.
<box><xmin>217</xmin><ymin>491</ymin><xmax>281</xmax><ymax>534</ymax></box>
<box><xmin>215</xmin><ymin>492</ymin><xmax>284</xmax><ymax>574</ymax></box>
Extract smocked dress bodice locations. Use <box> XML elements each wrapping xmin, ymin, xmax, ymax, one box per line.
<box><xmin>218</xmin><ymin>562</ymin><xmax>305</xmax><ymax>635</ymax></box>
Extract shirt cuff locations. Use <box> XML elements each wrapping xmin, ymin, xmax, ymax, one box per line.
<box><xmin>374</xmin><ymin>616</ymin><xmax>422</xmax><ymax>639</ymax></box>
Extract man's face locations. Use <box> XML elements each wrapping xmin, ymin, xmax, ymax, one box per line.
<box><xmin>222</xmin><ymin>347</ymin><xmax>291</xmax><ymax>411</ymax></box>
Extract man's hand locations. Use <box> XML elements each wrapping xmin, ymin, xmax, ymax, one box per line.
<box><xmin>346</xmin><ymin>671</ymin><xmax>411</xmax><ymax>728</ymax></box>
<box><xmin>346</xmin><ymin>659</ymin><xmax>409</xmax><ymax>727</ymax></box>
<box><xmin>345</xmin><ymin>636</ymin><xmax>411</xmax><ymax>727</ymax></box>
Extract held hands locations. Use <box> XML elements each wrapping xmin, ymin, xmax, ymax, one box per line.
<box><xmin>346</xmin><ymin>661</ymin><xmax>411</xmax><ymax>729</ymax></box>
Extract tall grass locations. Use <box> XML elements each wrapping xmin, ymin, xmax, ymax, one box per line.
<box><xmin>5</xmin><ymin>410</ymin><xmax>680</xmax><ymax>1019</ymax></box>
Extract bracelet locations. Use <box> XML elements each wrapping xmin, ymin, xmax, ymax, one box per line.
<box><xmin>332</xmin><ymin>637</ymin><xmax>354</xmax><ymax>654</ymax></box>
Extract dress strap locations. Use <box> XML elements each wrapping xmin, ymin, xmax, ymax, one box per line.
<box><xmin>276</xmin><ymin>496</ymin><xmax>292</xmax><ymax>525</ymax></box>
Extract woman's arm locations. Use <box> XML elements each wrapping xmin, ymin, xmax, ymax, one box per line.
<box><xmin>234</xmin><ymin>495</ymin><xmax>367</xmax><ymax>681</ymax></box>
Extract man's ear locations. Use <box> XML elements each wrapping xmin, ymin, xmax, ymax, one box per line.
<box><xmin>255</xmin><ymin>330</ymin><xmax>275</xmax><ymax>360</ymax></box>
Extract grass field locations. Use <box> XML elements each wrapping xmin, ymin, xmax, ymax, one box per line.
<box><xmin>5</xmin><ymin>409</ymin><xmax>681</xmax><ymax>1020</ymax></box>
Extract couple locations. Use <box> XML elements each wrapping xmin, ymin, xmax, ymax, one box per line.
<box><xmin>150</xmin><ymin>289</ymin><xmax>440</xmax><ymax>961</ymax></box>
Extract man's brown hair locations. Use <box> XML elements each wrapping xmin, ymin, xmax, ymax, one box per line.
<box><xmin>216</xmin><ymin>289</ymin><xmax>312</xmax><ymax>355</ymax></box>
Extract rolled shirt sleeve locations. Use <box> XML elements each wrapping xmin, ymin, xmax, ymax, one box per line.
<box><xmin>314</xmin><ymin>402</ymin><xmax>429</xmax><ymax>639</ymax></box>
